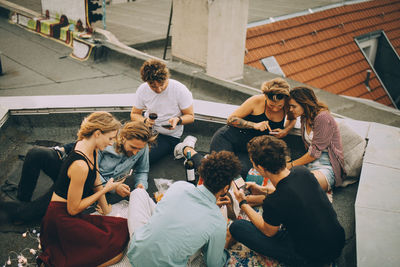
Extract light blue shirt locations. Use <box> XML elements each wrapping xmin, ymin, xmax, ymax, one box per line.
<box><xmin>127</xmin><ymin>181</ymin><xmax>229</xmax><ymax>267</ymax></box>
<box><xmin>97</xmin><ymin>144</ymin><xmax>149</xmax><ymax>189</ymax></box>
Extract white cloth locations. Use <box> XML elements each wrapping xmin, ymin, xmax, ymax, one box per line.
<box><xmin>127</xmin><ymin>188</ymin><xmax>156</xmax><ymax>237</ymax></box>
<box><xmin>133</xmin><ymin>79</ymin><xmax>193</xmax><ymax>138</ymax></box>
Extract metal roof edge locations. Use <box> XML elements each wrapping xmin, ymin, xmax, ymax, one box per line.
<box><xmin>247</xmin><ymin>0</ymin><xmax>371</xmax><ymax>28</ymax></box>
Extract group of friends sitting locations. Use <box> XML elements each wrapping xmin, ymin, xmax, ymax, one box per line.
<box><xmin>0</xmin><ymin>59</ymin><xmax>346</xmax><ymax>267</ymax></box>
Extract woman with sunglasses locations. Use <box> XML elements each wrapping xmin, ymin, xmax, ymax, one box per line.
<box><xmin>210</xmin><ymin>78</ymin><xmax>296</xmax><ymax>178</ymax></box>
<box><xmin>38</xmin><ymin>112</ymin><xmax>129</xmax><ymax>267</ymax></box>
<box><xmin>287</xmin><ymin>87</ymin><xmax>346</xmax><ymax>192</ymax></box>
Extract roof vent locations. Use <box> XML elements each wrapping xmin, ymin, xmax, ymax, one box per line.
<box><xmin>261</xmin><ymin>56</ymin><xmax>286</xmax><ymax>77</ymax></box>
<box><xmin>365</xmin><ymin>70</ymin><xmax>372</xmax><ymax>92</ymax></box>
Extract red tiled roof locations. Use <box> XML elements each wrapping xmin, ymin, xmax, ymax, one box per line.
<box><xmin>245</xmin><ymin>0</ymin><xmax>400</xmax><ymax>107</ymax></box>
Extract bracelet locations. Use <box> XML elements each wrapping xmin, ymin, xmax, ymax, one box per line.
<box><xmin>239</xmin><ymin>199</ymin><xmax>247</xmax><ymax>208</ymax></box>
<box><xmin>177</xmin><ymin>116</ymin><xmax>183</xmax><ymax>125</ymax></box>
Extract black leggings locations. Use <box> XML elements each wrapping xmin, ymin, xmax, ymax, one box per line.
<box><xmin>209</xmin><ymin>125</ymin><xmax>254</xmax><ymax>178</ymax></box>
<box><xmin>4</xmin><ymin>147</ymin><xmax>63</xmax><ymax>221</ymax></box>
<box><xmin>17</xmin><ymin>146</ymin><xmax>61</xmax><ymax>202</ymax></box>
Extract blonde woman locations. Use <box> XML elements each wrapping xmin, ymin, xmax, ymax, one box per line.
<box><xmin>209</xmin><ymin>78</ymin><xmax>296</xmax><ymax>177</ymax></box>
<box><xmin>38</xmin><ymin>112</ymin><xmax>129</xmax><ymax>267</ymax></box>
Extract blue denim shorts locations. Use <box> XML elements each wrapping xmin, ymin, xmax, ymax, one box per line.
<box><xmin>306</xmin><ymin>151</ymin><xmax>335</xmax><ymax>190</ymax></box>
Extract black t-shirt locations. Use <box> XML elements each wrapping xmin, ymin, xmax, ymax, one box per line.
<box><xmin>262</xmin><ymin>166</ymin><xmax>345</xmax><ymax>262</ymax></box>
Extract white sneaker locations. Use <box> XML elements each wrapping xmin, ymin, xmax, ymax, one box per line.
<box><xmin>174</xmin><ymin>135</ymin><xmax>197</xmax><ymax>160</ymax></box>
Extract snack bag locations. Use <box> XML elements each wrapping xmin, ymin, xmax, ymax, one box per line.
<box><xmin>153</xmin><ymin>178</ymin><xmax>174</xmax><ymax>202</ymax></box>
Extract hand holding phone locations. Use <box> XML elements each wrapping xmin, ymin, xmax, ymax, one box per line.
<box><xmin>94</xmin><ymin>169</ymin><xmax>133</xmax><ymax>187</ymax></box>
<box><xmin>234</xmin><ymin>177</ymin><xmax>251</xmax><ymax>196</ymax></box>
<box><xmin>114</xmin><ymin>169</ymin><xmax>133</xmax><ymax>183</ymax></box>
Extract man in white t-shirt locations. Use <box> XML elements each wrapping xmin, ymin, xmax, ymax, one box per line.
<box><xmin>130</xmin><ymin>59</ymin><xmax>195</xmax><ymax>164</ymax></box>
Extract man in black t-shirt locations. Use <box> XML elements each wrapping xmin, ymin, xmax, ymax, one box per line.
<box><xmin>229</xmin><ymin>135</ymin><xmax>345</xmax><ymax>266</ymax></box>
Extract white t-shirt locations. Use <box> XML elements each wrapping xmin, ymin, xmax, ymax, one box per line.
<box><xmin>133</xmin><ymin>79</ymin><xmax>193</xmax><ymax>138</ymax></box>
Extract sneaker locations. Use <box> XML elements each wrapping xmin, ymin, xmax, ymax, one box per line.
<box><xmin>174</xmin><ymin>135</ymin><xmax>197</xmax><ymax>160</ymax></box>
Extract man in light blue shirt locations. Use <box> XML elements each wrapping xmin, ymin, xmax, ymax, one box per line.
<box><xmin>97</xmin><ymin>121</ymin><xmax>156</xmax><ymax>197</ymax></box>
<box><xmin>127</xmin><ymin>151</ymin><xmax>242</xmax><ymax>267</ymax></box>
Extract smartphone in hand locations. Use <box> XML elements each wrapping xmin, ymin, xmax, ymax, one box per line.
<box><xmin>161</xmin><ymin>124</ymin><xmax>173</xmax><ymax>129</ymax></box>
<box><xmin>234</xmin><ymin>177</ymin><xmax>251</xmax><ymax>195</ymax></box>
<box><xmin>114</xmin><ymin>169</ymin><xmax>133</xmax><ymax>183</ymax></box>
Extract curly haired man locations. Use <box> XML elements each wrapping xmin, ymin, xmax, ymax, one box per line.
<box><xmin>126</xmin><ymin>151</ymin><xmax>241</xmax><ymax>267</ymax></box>
<box><xmin>130</xmin><ymin>59</ymin><xmax>195</xmax><ymax>165</ymax></box>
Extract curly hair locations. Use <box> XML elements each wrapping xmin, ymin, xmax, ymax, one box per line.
<box><xmin>77</xmin><ymin>111</ymin><xmax>121</xmax><ymax>140</ymax></box>
<box><xmin>261</xmin><ymin>77</ymin><xmax>290</xmax><ymax>99</ymax></box>
<box><xmin>140</xmin><ymin>59</ymin><xmax>170</xmax><ymax>83</ymax></box>
<box><xmin>198</xmin><ymin>151</ymin><xmax>241</xmax><ymax>194</ymax></box>
<box><xmin>247</xmin><ymin>136</ymin><xmax>289</xmax><ymax>174</ymax></box>
<box><xmin>289</xmin><ymin>86</ymin><xmax>328</xmax><ymax>127</ymax></box>
<box><xmin>115</xmin><ymin>121</ymin><xmax>158</xmax><ymax>154</ymax></box>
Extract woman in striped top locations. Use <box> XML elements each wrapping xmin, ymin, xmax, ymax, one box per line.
<box><xmin>287</xmin><ymin>87</ymin><xmax>346</xmax><ymax>191</ymax></box>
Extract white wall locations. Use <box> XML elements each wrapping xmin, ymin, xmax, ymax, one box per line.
<box><xmin>41</xmin><ymin>0</ymin><xmax>88</xmax><ymax>27</ymax></box>
<box><xmin>172</xmin><ymin>0</ymin><xmax>249</xmax><ymax>80</ymax></box>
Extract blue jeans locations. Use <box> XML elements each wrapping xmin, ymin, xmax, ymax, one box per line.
<box><xmin>149</xmin><ymin>133</ymin><xmax>180</xmax><ymax>164</ymax></box>
<box><xmin>306</xmin><ymin>151</ymin><xmax>335</xmax><ymax>190</ymax></box>
<box><xmin>230</xmin><ymin>220</ymin><xmax>316</xmax><ymax>266</ymax></box>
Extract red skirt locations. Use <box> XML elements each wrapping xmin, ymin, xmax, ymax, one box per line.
<box><xmin>38</xmin><ymin>201</ymin><xmax>129</xmax><ymax>267</ymax></box>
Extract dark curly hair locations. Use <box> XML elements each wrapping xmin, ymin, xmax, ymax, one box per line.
<box><xmin>198</xmin><ymin>151</ymin><xmax>241</xmax><ymax>194</ymax></box>
<box><xmin>140</xmin><ymin>59</ymin><xmax>170</xmax><ymax>83</ymax></box>
<box><xmin>247</xmin><ymin>136</ymin><xmax>289</xmax><ymax>174</ymax></box>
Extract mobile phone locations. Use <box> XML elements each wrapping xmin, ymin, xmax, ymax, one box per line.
<box><xmin>234</xmin><ymin>177</ymin><xmax>251</xmax><ymax>195</ymax></box>
<box><xmin>114</xmin><ymin>169</ymin><xmax>133</xmax><ymax>182</ymax></box>
<box><xmin>161</xmin><ymin>124</ymin><xmax>173</xmax><ymax>129</ymax></box>
<box><xmin>94</xmin><ymin>169</ymin><xmax>133</xmax><ymax>187</ymax></box>
<box><xmin>270</xmin><ymin>131</ymin><xmax>279</xmax><ymax>135</ymax></box>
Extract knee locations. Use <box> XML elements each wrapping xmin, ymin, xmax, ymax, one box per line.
<box><xmin>229</xmin><ymin>219</ymin><xmax>248</xmax><ymax>238</ymax></box>
<box><xmin>25</xmin><ymin>147</ymin><xmax>49</xmax><ymax>162</ymax></box>
<box><xmin>129</xmin><ymin>188</ymin><xmax>147</xmax><ymax>200</ymax></box>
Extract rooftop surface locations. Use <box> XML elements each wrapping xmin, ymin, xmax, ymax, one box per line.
<box><xmin>0</xmin><ymin>0</ymin><xmax>399</xmax><ymax>266</ymax></box>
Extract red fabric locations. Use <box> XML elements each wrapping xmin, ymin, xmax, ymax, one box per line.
<box><xmin>38</xmin><ymin>201</ymin><xmax>129</xmax><ymax>267</ymax></box>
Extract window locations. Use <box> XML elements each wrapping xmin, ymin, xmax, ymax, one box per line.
<box><xmin>355</xmin><ymin>31</ymin><xmax>400</xmax><ymax>109</ymax></box>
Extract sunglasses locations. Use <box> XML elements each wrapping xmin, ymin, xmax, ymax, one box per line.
<box><xmin>266</xmin><ymin>92</ymin><xmax>287</xmax><ymax>101</ymax></box>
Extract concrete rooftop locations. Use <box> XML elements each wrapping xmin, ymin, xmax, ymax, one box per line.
<box><xmin>0</xmin><ymin>0</ymin><xmax>399</xmax><ymax>266</ymax></box>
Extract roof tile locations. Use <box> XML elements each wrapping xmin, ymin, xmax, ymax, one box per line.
<box><xmin>245</xmin><ymin>0</ymin><xmax>400</xmax><ymax>108</ymax></box>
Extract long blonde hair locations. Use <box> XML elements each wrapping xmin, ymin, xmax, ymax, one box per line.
<box><xmin>115</xmin><ymin>121</ymin><xmax>157</xmax><ymax>154</ymax></box>
<box><xmin>77</xmin><ymin>111</ymin><xmax>121</xmax><ymax>140</ymax></box>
